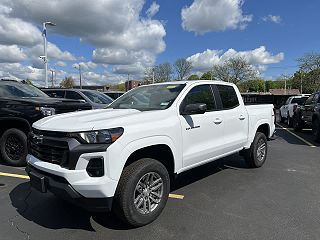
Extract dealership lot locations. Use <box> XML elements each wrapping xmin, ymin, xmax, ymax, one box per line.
<box><xmin>1</xmin><ymin>123</ymin><xmax>320</xmax><ymax>240</ymax></box>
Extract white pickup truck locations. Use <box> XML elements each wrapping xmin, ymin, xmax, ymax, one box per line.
<box><xmin>26</xmin><ymin>81</ymin><xmax>275</xmax><ymax>226</ymax></box>
<box><xmin>279</xmin><ymin>95</ymin><xmax>310</xmax><ymax>126</ymax></box>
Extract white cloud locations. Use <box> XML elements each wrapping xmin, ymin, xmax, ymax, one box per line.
<box><xmin>0</xmin><ymin>63</ymin><xmax>45</xmax><ymax>84</ymax></box>
<box><xmin>181</xmin><ymin>0</ymin><xmax>253</xmax><ymax>34</ymax></box>
<box><xmin>187</xmin><ymin>46</ymin><xmax>284</xmax><ymax>72</ymax></box>
<box><xmin>146</xmin><ymin>1</ymin><xmax>160</xmax><ymax>18</ymax></box>
<box><xmin>0</xmin><ymin>45</ymin><xmax>26</xmax><ymax>63</ymax></box>
<box><xmin>0</xmin><ymin>9</ymin><xmax>42</xmax><ymax>46</ymax></box>
<box><xmin>72</xmin><ymin>61</ymin><xmax>97</xmax><ymax>71</ymax></box>
<box><xmin>26</xmin><ymin>42</ymin><xmax>76</xmax><ymax>61</ymax></box>
<box><xmin>6</xmin><ymin>0</ymin><xmax>166</xmax><ymax>75</ymax></box>
<box><xmin>262</xmin><ymin>15</ymin><xmax>281</xmax><ymax>24</ymax></box>
<box><xmin>55</xmin><ymin>61</ymin><xmax>67</xmax><ymax>67</ymax></box>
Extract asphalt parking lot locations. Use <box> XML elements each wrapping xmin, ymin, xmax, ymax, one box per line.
<box><xmin>1</xmin><ymin>120</ymin><xmax>320</xmax><ymax>240</ymax></box>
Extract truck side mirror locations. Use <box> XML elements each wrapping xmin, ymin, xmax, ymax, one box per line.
<box><xmin>181</xmin><ymin>103</ymin><xmax>207</xmax><ymax>115</ymax></box>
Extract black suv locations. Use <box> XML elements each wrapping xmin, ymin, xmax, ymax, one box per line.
<box><xmin>0</xmin><ymin>80</ymin><xmax>91</xmax><ymax>166</ymax></box>
<box><xmin>293</xmin><ymin>92</ymin><xmax>320</xmax><ymax>141</ymax></box>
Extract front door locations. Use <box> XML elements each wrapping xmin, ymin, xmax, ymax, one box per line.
<box><xmin>179</xmin><ymin>84</ymin><xmax>225</xmax><ymax>168</ymax></box>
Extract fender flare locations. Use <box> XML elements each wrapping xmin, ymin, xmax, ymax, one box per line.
<box><xmin>245</xmin><ymin>119</ymin><xmax>270</xmax><ymax>148</ymax></box>
<box><xmin>108</xmin><ymin>135</ymin><xmax>181</xmax><ymax>180</ymax></box>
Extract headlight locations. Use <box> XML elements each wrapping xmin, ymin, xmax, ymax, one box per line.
<box><xmin>35</xmin><ymin>107</ymin><xmax>55</xmax><ymax>116</ymax></box>
<box><xmin>75</xmin><ymin>127</ymin><xmax>124</xmax><ymax>144</ymax></box>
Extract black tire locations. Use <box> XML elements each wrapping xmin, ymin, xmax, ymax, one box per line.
<box><xmin>113</xmin><ymin>158</ymin><xmax>170</xmax><ymax>227</ymax></box>
<box><xmin>287</xmin><ymin>112</ymin><xmax>293</xmax><ymax>127</ymax></box>
<box><xmin>0</xmin><ymin>128</ymin><xmax>27</xmax><ymax>166</ymax></box>
<box><xmin>312</xmin><ymin>119</ymin><xmax>320</xmax><ymax>142</ymax></box>
<box><xmin>293</xmin><ymin>114</ymin><xmax>303</xmax><ymax>132</ymax></box>
<box><xmin>243</xmin><ymin>132</ymin><xmax>268</xmax><ymax>168</ymax></box>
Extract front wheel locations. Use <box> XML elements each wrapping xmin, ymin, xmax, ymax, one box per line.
<box><xmin>113</xmin><ymin>158</ymin><xmax>170</xmax><ymax>227</ymax></box>
<box><xmin>293</xmin><ymin>114</ymin><xmax>303</xmax><ymax>132</ymax></box>
<box><xmin>287</xmin><ymin>112</ymin><xmax>293</xmax><ymax>127</ymax></box>
<box><xmin>0</xmin><ymin>128</ymin><xmax>27</xmax><ymax>166</ymax></box>
<box><xmin>243</xmin><ymin>132</ymin><xmax>268</xmax><ymax>168</ymax></box>
<box><xmin>312</xmin><ymin>119</ymin><xmax>320</xmax><ymax>142</ymax></box>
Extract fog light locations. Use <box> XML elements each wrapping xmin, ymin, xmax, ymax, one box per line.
<box><xmin>86</xmin><ymin>158</ymin><xmax>104</xmax><ymax>177</ymax></box>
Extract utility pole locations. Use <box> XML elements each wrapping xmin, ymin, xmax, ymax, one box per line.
<box><xmin>42</xmin><ymin>21</ymin><xmax>56</xmax><ymax>88</ymax></box>
<box><xmin>300</xmin><ymin>70</ymin><xmax>303</xmax><ymax>94</ymax></box>
<box><xmin>152</xmin><ymin>68</ymin><xmax>155</xmax><ymax>84</ymax></box>
<box><xmin>49</xmin><ymin>69</ymin><xmax>55</xmax><ymax>87</ymax></box>
<box><xmin>74</xmin><ymin>64</ymin><xmax>82</xmax><ymax>89</ymax></box>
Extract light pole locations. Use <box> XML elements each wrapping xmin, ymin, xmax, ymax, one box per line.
<box><xmin>300</xmin><ymin>70</ymin><xmax>303</xmax><ymax>94</ymax></box>
<box><xmin>42</xmin><ymin>21</ymin><xmax>56</xmax><ymax>88</ymax></box>
<box><xmin>74</xmin><ymin>64</ymin><xmax>82</xmax><ymax>89</ymax></box>
<box><xmin>49</xmin><ymin>69</ymin><xmax>55</xmax><ymax>87</ymax></box>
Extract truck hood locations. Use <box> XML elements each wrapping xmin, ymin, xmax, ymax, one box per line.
<box><xmin>33</xmin><ymin>108</ymin><xmax>142</xmax><ymax>132</ymax></box>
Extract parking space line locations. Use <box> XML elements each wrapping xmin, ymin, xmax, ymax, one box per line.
<box><xmin>169</xmin><ymin>194</ymin><xmax>184</xmax><ymax>200</ymax></box>
<box><xmin>0</xmin><ymin>171</ymin><xmax>30</xmax><ymax>179</ymax></box>
<box><xmin>276</xmin><ymin>123</ymin><xmax>316</xmax><ymax>148</ymax></box>
<box><xmin>0</xmin><ymin>171</ymin><xmax>185</xmax><ymax>200</ymax></box>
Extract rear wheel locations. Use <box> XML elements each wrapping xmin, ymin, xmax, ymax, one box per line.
<box><xmin>0</xmin><ymin>128</ymin><xmax>27</xmax><ymax>166</ymax></box>
<box><xmin>113</xmin><ymin>158</ymin><xmax>170</xmax><ymax>227</ymax></box>
<box><xmin>312</xmin><ymin>119</ymin><xmax>320</xmax><ymax>142</ymax></box>
<box><xmin>244</xmin><ymin>132</ymin><xmax>268</xmax><ymax>168</ymax></box>
<box><xmin>280</xmin><ymin>112</ymin><xmax>285</xmax><ymax>123</ymax></box>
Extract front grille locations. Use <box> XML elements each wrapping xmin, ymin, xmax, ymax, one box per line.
<box><xmin>29</xmin><ymin>132</ymin><xmax>69</xmax><ymax>167</ymax></box>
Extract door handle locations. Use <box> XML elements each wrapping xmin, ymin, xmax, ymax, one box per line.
<box><xmin>239</xmin><ymin>115</ymin><xmax>246</xmax><ymax>120</ymax></box>
<box><xmin>213</xmin><ymin>118</ymin><xmax>223</xmax><ymax>124</ymax></box>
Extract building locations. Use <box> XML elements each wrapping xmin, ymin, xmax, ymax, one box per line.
<box><xmin>125</xmin><ymin>80</ymin><xmax>142</xmax><ymax>91</ymax></box>
<box><xmin>241</xmin><ymin>89</ymin><xmax>301</xmax><ymax>108</ymax></box>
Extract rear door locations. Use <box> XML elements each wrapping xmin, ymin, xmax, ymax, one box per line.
<box><xmin>303</xmin><ymin>94</ymin><xmax>315</xmax><ymax>124</ymax></box>
<box><xmin>214</xmin><ymin>84</ymin><xmax>249</xmax><ymax>152</ymax></box>
<box><xmin>179</xmin><ymin>84</ymin><xmax>225</xmax><ymax>168</ymax></box>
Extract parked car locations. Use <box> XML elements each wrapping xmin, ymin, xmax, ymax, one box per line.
<box><xmin>0</xmin><ymin>80</ymin><xmax>91</xmax><ymax>166</ymax></box>
<box><xmin>293</xmin><ymin>92</ymin><xmax>320</xmax><ymax>141</ymax></box>
<box><xmin>279</xmin><ymin>95</ymin><xmax>310</xmax><ymax>126</ymax></box>
<box><xmin>103</xmin><ymin>90</ymin><xmax>125</xmax><ymax>99</ymax></box>
<box><xmin>26</xmin><ymin>81</ymin><xmax>275</xmax><ymax>226</ymax></box>
<box><xmin>43</xmin><ymin>89</ymin><xmax>114</xmax><ymax>109</ymax></box>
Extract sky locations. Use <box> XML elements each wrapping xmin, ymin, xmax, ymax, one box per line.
<box><xmin>0</xmin><ymin>0</ymin><xmax>319</xmax><ymax>87</ymax></box>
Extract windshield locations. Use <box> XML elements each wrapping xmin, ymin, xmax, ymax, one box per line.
<box><xmin>82</xmin><ymin>90</ymin><xmax>113</xmax><ymax>104</ymax></box>
<box><xmin>291</xmin><ymin>97</ymin><xmax>308</xmax><ymax>105</ymax></box>
<box><xmin>108</xmin><ymin>84</ymin><xmax>186</xmax><ymax>111</ymax></box>
<box><xmin>0</xmin><ymin>82</ymin><xmax>49</xmax><ymax>98</ymax></box>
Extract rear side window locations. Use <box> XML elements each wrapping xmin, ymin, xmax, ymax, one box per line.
<box><xmin>182</xmin><ymin>85</ymin><xmax>216</xmax><ymax>111</ymax></box>
<box><xmin>65</xmin><ymin>91</ymin><xmax>84</xmax><ymax>100</ymax></box>
<box><xmin>45</xmin><ymin>90</ymin><xmax>65</xmax><ymax>98</ymax></box>
<box><xmin>216</xmin><ymin>85</ymin><xmax>239</xmax><ymax>109</ymax></box>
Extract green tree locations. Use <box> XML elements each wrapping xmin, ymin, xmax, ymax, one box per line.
<box><xmin>200</xmin><ymin>71</ymin><xmax>214</xmax><ymax>80</ymax></box>
<box><xmin>212</xmin><ymin>57</ymin><xmax>258</xmax><ymax>84</ymax></box>
<box><xmin>60</xmin><ymin>76</ymin><xmax>75</xmax><ymax>88</ymax></box>
<box><xmin>188</xmin><ymin>74</ymin><xmax>200</xmax><ymax>80</ymax></box>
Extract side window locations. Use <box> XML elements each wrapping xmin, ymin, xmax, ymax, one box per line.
<box><xmin>65</xmin><ymin>91</ymin><xmax>84</xmax><ymax>100</ymax></box>
<box><xmin>304</xmin><ymin>95</ymin><xmax>314</xmax><ymax>105</ymax></box>
<box><xmin>216</xmin><ymin>85</ymin><xmax>239</xmax><ymax>109</ymax></box>
<box><xmin>46</xmin><ymin>90</ymin><xmax>65</xmax><ymax>98</ymax></box>
<box><xmin>182</xmin><ymin>85</ymin><xmax>216</xmax><ymax>111</ymax></box>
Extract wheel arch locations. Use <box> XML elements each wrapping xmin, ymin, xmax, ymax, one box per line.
<box><xmin>109</xmin><ymin>136</ymin><xmax>180</xmax><ymax>181</ymax></box>
<box><xmin>0</xmin><ymin>117</ymin><xmax>31</xmax><ymax>136</ymax></box>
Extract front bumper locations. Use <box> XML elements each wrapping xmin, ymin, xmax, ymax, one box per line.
<box><xmin>26</xmin><ymin>164</ymin><xmax>113</xmax><ymax>212</ymax></box>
